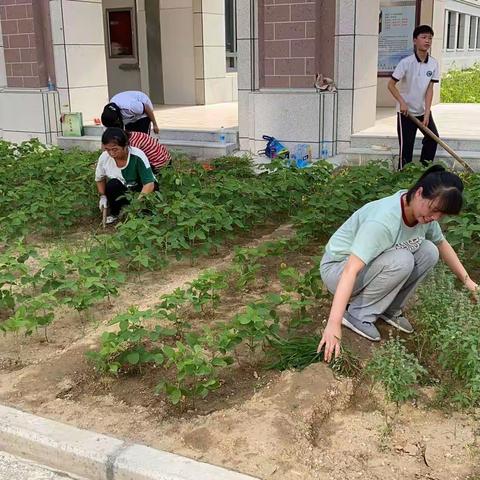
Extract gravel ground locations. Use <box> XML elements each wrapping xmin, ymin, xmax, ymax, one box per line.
<box><xmin>0</xmin><ymin>452</ymin><xmax>86</xmax><ymax>480</ymax></box>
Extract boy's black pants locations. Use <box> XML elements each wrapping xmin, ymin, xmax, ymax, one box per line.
<box><xmin>397</xmin><ymin>113</ymin><xmax>439</xmax><ymax>169</ymax></box>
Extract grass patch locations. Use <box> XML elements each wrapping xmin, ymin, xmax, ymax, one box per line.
<box><xmin>441</xmin><ymin>63</ymin><xmax>480</xmax><ymax>103</ymax></box>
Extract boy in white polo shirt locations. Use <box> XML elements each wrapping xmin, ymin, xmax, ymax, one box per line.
<box><xmin>388</xmin><ymin>25</ymin><xmax>439</xmax><ymax>170</ymax></box>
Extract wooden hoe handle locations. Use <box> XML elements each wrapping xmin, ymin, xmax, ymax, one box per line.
<box><xmin>406</xmin><ymin>113</ymin><xmax>474</xmax><ymax>173</ymax></box>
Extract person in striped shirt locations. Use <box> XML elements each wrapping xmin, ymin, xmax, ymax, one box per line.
<box><xmin>96</xmin><ymin>128</ymin><xmax>158</xmax><ymax>224</ymax></box>
<box><xmin>127</xmin><ymin>130</ymin><xmax>171</xmax><ymax>172</ymax></box>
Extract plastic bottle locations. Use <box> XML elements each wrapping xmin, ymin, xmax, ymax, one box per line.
<box><xmin>47</xmin><ymin>76</ymin><xmax>56</xmax><ymax>91</ymax></box>
<box><xmin>320</xmin><ymin>142</ymin><xmax>329</xmax><ymax>159</ymax></box>
<box><xmin>219</xmin><ymin>126</ymin><xmax>226</xmax><ymax>144</ymax></box>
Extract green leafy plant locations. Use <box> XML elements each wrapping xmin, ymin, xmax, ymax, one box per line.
<box><xmin>365</xmin><ymin>338</ymin><xmax>427</xmax><ymax>405</ymax></box>
<box><xmin>155</xmin><ymin>288</ymin><xmax>191</xmax><ymax>336</ymax></box>
<box><xmin>229</xmin><ymin>296</ymin><xmax>283</xmax><ymax>356</ymax></box>
<box><xmin>441</xmin><ymin>63</ymin><xmax>480</xmax><ymax>103</ymax></box>
<box><xmin>156</xmin><ymin>340</ymin><xmax>232</xmax><ymax>406</ymax></box>
<box><xmin>0</xmin><ymin>292</ymin><xmax>56</xmax><ymax>339</ymax></box>
<box><xmin>86</xmin><ymin>306</ymin><xmax>173</xmax><ymax>374</ymax></box>
<box><xmin>0</xmin><ymin>241</ymin><xmax>36</xmax><ymax>312</ymax></box>
<box><xmin>186</xmin><ymin>269</ymin><xmax>228</xmax><ymax>312</ymax></box>
<box><xmin>412</xmin><ymin>267</ymin><xmax>480</xmax><ymax>407</ymax></box>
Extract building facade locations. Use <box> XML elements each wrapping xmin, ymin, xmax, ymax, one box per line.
<box><xmin>0</xmin><ymin>0</ymin><xmax>238</xmax><ymax>143</ymax></box>
<box><xmin>1</xmin><ymin>1</ymin><xmax>480</xmax><ymax>148</ymax></box>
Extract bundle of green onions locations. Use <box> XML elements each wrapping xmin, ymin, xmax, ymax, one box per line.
<box><xmin>267</xmin><ymin>335</ymin><xmax>361</xmax><ymax>378</ymax></box>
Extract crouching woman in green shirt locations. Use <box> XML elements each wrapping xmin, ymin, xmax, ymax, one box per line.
<box><xmin>95</xmin><ymin>127</ymin><xmax>158</xmax><ymax>224</ymax></box>
<box><xmin>318</xmin><ymin>165</ymin><xmax>478</xmax><ymax>362</ymax></box>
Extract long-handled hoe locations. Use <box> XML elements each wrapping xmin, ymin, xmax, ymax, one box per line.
<box><xmin>407</xmin><ymin>113</ymin><xmax>474</xmax><ymax>173</ymax></box>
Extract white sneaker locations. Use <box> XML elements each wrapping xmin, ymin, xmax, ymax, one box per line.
<box><xmin>105</xmin><ymin>215</ymin><xmax>118</xmax><ymax>225</ymax></box>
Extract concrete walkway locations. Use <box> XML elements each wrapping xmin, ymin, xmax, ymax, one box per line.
<box><xmin>357</xmin><ymin>103</ymin><xmax>480</xmax><ymax>138</ymax></box>
<box><xmin>152</xmin><ymin>102</ymin><xmax>238</xmax><ymax>130</ymax></box>
<box><xmin>0</xmin><ymin>451</ymin><xmax>85</xmax><ymax>480</ymax></box>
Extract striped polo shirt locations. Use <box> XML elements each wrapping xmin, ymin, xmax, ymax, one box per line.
<box><xmin>128</xmin><ymin>131</ymin><xmax>171</xmax><ymax>171</ymax></box>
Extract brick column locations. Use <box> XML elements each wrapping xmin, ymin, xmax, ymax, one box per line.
<box><xmin>259</xmin><ymin>0</ymin><xmax>318</xmax><ymax>88</ymax></box>
<box><xmin>238</xmin><ymin>0</ymin><xmax>338</xmax><ymax>158</ymax></box>
<box><xmin>0</xmin><ymin>0</ymin><xmax>53</xmax><ymax>88</ymax></box>
<box><xmin>0</xmin><ymin>13</ymin><xmax>6</xmax><ymax>87</ymax></box>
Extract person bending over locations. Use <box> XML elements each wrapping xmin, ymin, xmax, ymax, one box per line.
<box><xmin>101</xmin><ymin>90</ymin><xmax>159</xmax><ymax>134</ymax></box>
<box><xmin>318</xmin><ymin>165</ymin><xmax>477</xmax><ymax>362</ymax></box>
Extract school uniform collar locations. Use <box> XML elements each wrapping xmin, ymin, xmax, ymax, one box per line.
<box><xmin>414</xmin><ymin>50</ymin><xmax>429</xmax><ymax>63</ymax></box>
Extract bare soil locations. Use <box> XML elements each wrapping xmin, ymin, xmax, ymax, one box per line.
<box><xmin>0</xmin><ymin>224</ymin><xmax>478</xmax><ymax>480</ymax></box>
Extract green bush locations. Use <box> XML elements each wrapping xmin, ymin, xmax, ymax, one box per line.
<box><xmin>412</xmin><ymin>267</ymin><xmax>480</xmax><ymax>407</ymax></box>
<box><xmin>441</xmin><ymin>63</ymin><xmax>480</xmax><ymax>103</ymax></box>
<box><xmin>365</xmin><ymin>338</ymin><xmax>427</xmax><ymax>405</ymax></box>
<box><xmin>0</xmin><ymin>140</ymin><xmax>98</xmax><ymax>238</ymax></box>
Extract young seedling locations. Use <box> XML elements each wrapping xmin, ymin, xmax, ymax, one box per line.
<box><xmin>186</xmin><ymin>269</ymin><xmax>228</xmax><ymax>313</ymax></box>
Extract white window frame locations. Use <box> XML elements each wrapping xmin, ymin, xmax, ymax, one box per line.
<box><xmin>445</xmin><ymin>10</ymin><xmax>457</xmax><ymax>51</ymax></box>
<box><xmin>477</xmin><ymin>16</ymin><xmax>480</xmax><ymax>49</ymax></box>
<box><xmin>457</xmin><ymin>12</ymin><xmax>466</xmax><ymax>50</ymax></box>
<box><xmin>468</xmin><ymin>16</ymin><xmax>477</xmax><ymax>50</ymax></box>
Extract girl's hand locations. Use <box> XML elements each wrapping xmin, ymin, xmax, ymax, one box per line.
<box><xmin>465</xmin><ymin>277</ymin><xmax>479</xmax><ymax>303</ymax></box>
<box><xmin>317</xmin><ymin>322</ymin><xmax>342</xmax><ymax>363</ymax></box>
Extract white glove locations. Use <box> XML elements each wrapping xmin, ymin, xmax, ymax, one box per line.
<box><xmin>99</xmin><ymin>195</ymin><xmax>108</xmax><ymax>211</ymax></box>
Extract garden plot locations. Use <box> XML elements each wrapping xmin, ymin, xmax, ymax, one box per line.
<box><xmin>0</xmin><ymin>141</ymin><xmax>479</xmax><ymax>479</ymax></box>
<box><xmin>0</xmin><ymin>239</ymin><xmax>478</xmax><ymax>480</ymax></box>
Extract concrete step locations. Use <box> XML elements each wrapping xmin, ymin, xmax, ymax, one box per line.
<box><xmin>82</xmin><ymin>125</ymin><xmax>103</xmax><ymax>136</ymax></box>
<box><xmin>159</xmin><ymin>128</ymin><xmax>238</xmax><ymax>144</ymax></box>
<box><xmin>350</xmin><ymin>133</ymin><xmax>480</xmax><ymax>153</ymax></box>
<box><xmin>83</xmin><ymin>125</ymin><xmax>238</xmax><ymax>144</ymax></box>
<box><xmin>57</xmin><ymin>135</ymin><xmax>237</xmax><ymax>159</ymax></box>
<box><xmin>57</xmin><ymin>135</ymin><xmax>101</xmax><ymax>151</ymax></box>
<box><xmin>344</xmin><ymin>146</ymin><xmax>480</xmax><ymax>171</ymax></box>
<box><xmin>162</xmin><ymin>139</ymin><xmax>237</xmax><ymax>159</ymax></box>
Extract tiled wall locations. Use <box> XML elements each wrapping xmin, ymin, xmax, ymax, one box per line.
<box><xmin>50</xmin><ymin>0</ymin><xmax>109</xmax><ymax>120</ymax></box>
<box><xmin>0</xmin><ymin>0</ymin><xmax>46</xmax><ymax>88</ymax></box>
<box><xmin>193</xmin><ymin>0</ymin><xmax>237</xmax><ymax>104</ymax></box>
<box><xmin>260</xmin><ymin>0</ymin><xmax>317</xmax><ymax>88</ymax></box>
<box><xmin>334</xmin><ymin>0</ymin><xmax>379</xmax><ymax>151</ymax></box>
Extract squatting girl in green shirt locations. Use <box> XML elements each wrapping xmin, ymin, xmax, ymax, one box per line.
<box><xmin>318</xmin><ymin>165</ymin><xmax>478</xmax><ymax>362</ymax></box>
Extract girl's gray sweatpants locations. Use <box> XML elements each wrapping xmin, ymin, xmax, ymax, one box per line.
<box><xmin>320</xmin><ymin>240</ymin><xmax>439</xmax><ymax>324</ymax></box>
